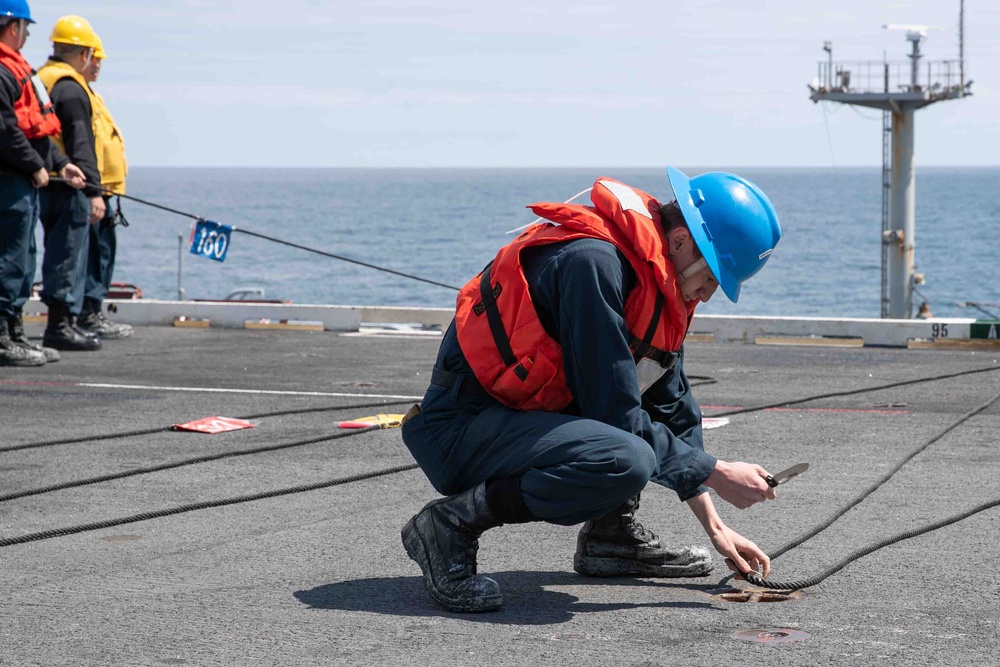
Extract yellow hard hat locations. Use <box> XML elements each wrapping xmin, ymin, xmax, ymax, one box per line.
<box><xmin>50</xmin><ymin>15</ymin><xmax>100</xmax><ymax>49</ymax></box>
<box><xmin>93</xmin><ymin>35</ymin><xmax>106</xmax><ymax>59</ymax></box>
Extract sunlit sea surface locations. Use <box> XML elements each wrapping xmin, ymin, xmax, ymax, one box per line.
<box><xmin>56</xmin><ymin>166</ymin><xmax>1000</xmax><ymax>320</ymax></box>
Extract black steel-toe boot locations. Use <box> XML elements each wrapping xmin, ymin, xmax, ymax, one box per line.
<box><xmin>43</xmin><ymin>303</ymin><xmax>102</xmax><ymax>351</ymax></box>
<box><xmin>574</xmin><ymin>494</ymin><xmax>713</xmax><ymax>577</ymax></box>
<box><xmin>77</xmin><ymin>299</ymin><xmax>133</xmax><ymax>339</ymax></box>
<box><xmin>7</xmin><ymin>313</ymin><xmax>59</xmax><ymax>362</ymax></box>
<box><xmin>0</xmin><ymin>319</ymin><xmax>45</xmax><ymax>366</ymax></box>
<box><xmin>401</xmin><ymin>482</ymin><xmax>504</xmax><ymax>612</ymax></box>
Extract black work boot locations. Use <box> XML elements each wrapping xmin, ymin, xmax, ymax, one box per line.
<box><xmin>7</xmin><ymin>313</ymin><xmax>59</xmax><ymax>362</ymax></box>
<box><xmin>77</xmin><ymin>299</ymin><xmax>132</xmax><ymax>339</ymax></box>
<box><xmin>401</xmin><ymin>482</ymin><xmax>504</xmax><ymax>612</ymax></box>
<box><xmin>0</xmin><ymin>320</ymin><xmax>45</xmax><ymax>366</ymax></box>
<box><xmin>43</xmin><ymin>303</ymin><xmax>102</xmax><ymax>351</ymax></box>
<box><xmin>574</xmin><ymin>494</ymin><xmax>713</xmax><ymax>577</ymax></box>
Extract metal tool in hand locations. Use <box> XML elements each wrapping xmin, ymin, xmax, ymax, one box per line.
<box><xmin>765</xmin><ymin>463</ymin><xmax>809</xmax><ymax>488</ymax></box>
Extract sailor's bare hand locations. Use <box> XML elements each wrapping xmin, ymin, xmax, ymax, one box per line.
<box><xmin>60</xmin><ymin>163</ymin><xmax>86</xmax><ymax>189</ymax></box>
<box><xmin>708</xmin><ymin>524</ymin><xmax>770</xmax><ymax>578</ymax></box>
<box><xmin>705</xmin><ymin>460</ymin><xmax>776</xmax><ymax>509</ymax></box>
<box><xmin>31</xmin><ymin>167</ymin><xmax>49</xmax><ymax>188</ymax></box>
<box><xmin>89</xmin><ymin>196</ymin><xmax>106</xmax><ymax>224</ymax></box>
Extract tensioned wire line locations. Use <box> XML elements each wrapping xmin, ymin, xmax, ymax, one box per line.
<box><xmin>0</xmin><ymin>398</ymin><xmax>417</xmax><ymax>454</ymax></box>
<box><xmin>232</xmin><ymin>228</ymin><xmax>461</xmax><ymax>291</ymax></box>
<box><xmin>47</xmin><ymin>177</ymin><xmax>463</xmax><ymax>292</ymax></box>
<box><xmin>734</xmin><ymin>388</ymin><xmax>1000</xmax><ymax>591</ymax></box>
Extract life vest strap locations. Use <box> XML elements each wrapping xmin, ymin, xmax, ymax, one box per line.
<box><xmin>476</xmin><ymin>261</ymin><xmax>520</xmax><ymax>371</ymax></box>
<box><xmin>628</xmin><ymin>292</ymin><xmax>678</xmax><ymax>369</ymax></box>
<box><xmin>628</xmin><ymin>335</ymin><xmax>678</xmax><ymax>369</ymax></box>
<box><xmin>631</xmin><ymin>292</ymin><xmax>664</xmax><ymax>361</ymax></box>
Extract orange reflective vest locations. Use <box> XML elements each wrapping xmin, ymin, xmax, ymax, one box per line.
<box><xmin>455</xmin><ymin>178</ymin><xmax>697</xmax><ymax>412</ymax></box>
<box><xmin>0</xmin><ymin>42</ymin><xmax>61</xmax><ymax>139</ymax></box>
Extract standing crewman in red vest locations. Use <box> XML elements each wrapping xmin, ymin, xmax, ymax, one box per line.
<box><xmin>0</xmin><ymin>0</ymin><xmax>86</xmax><ymax>366</ymax></box>
<box><xmin>400</xmin><ymin>168</ymin><xmax>782</xmax><ymax>613</ymax></box>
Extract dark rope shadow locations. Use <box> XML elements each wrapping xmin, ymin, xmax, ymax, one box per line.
<box><xmin>294</xmin><ymin>570</ymin><xmax>722</xmax><ymax>625</ymax></box>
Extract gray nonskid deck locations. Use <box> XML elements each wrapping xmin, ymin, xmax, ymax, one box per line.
<box><xmin>2</xmin><ymin>325</ymin><xmax>999</xmax><ymax>666</ymax></box>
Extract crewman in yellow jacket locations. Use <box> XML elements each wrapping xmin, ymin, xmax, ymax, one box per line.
<box><xmin>75</xmin><ymin>34</ymin><xmax>132</xmax><ymax>339</ymax></box>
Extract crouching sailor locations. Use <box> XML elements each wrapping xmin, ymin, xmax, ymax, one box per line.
<box><xmin>400</xmin><ymin>168</ymin><xmax>783</xmax><ymax>612</ymax></box>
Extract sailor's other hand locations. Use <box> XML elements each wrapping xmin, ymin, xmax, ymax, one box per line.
<box><xmin>709</xmin><ymin>525</ymin><xmax>770</xmax><ymax>579</ymax></box>
<box><xmin>60</xmin><ymin>163</ymin><xmax>86</xmax><ymax>189</ymax></box>
<box><xmin>31</xmin><ymin>167</ymin><xmax>49</xmax><ymax>188</ymax></box>
<box><xmin>89</xmin><ymin>196</ymin><xmax>106</xmax><ymax>224</ymax></box>
<box><xmin>705</xmin><ymin>460</ymin><xmax>776</xmax><ymax>509</ymax></box>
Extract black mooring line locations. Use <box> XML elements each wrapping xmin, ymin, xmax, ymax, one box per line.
<box><xmin>709</xmin><ymin>364</ymin><xmax>1000</xmax><ymax>418</ymax></box>
<box><xmin>744</xmin><ymin>496</ymin><xmax>1000</xmax><ymax>591</ymax></box>
<box><xmin>0</xmin><ymin>426</ymin><xmax>381</xmax><ymax>504</ymax></box>
<box><xmin>4</xmin><ymin>366</ymin><xmax>999</xmax><ymax>559</ymax></box>
<box><xmin>0</xmin><ymin>460</ymin><xmax>419</xmax><ymax>548</ymax></box>
<box><xmin>0</xmin><ymin>399</ymin><xmax>417</xmax><ymax>454</ymax></box>
<box><xmin>732</xmin><ymin>388</ymin><xmax>1000</xmax><ymax>591</ymax></box>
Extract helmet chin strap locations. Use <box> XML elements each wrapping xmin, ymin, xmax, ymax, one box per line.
<box><xmin>678</xmin><ymin>257</ymin><xmax>708</xmax><ymax>281</ymax></box>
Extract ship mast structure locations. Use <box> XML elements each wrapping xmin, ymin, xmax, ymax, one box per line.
<box><xmin>807</xmin><ymin>1</ymin><xmax>972</xmax><ymax>319</ymax></box>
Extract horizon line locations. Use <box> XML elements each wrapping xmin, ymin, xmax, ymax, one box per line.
<box><xmin>126</xmin><ymin>163</ymin><xmax>1000</xmax><ymax>170</ymax></box>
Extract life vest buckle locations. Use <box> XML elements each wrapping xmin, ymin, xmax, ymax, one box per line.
<box><xmin>472</xmin><ymin>282</ymin><xmax>502</xmax><ymax>316</ymax></box>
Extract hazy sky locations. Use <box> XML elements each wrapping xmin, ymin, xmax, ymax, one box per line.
<box><xmin>21</xmin><ymin>1</ymin><xmax>1000</xmax><ymax>167</ymax></box>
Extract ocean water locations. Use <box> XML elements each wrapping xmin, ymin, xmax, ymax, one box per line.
<box><xmin>73</xmin><ymin>167</ymin><xmax>1000</xmax><ymax>319</ymax></box>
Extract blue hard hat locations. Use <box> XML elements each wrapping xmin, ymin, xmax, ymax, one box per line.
<box><xmin>0</xmin><ymin>0</ymin><xmax>33</xmax><ymax>23</ymax></box>
<box><xmin>667</xmin><ymin>166</ymin><xmax>781</xmax><ymax>303</ymax></box>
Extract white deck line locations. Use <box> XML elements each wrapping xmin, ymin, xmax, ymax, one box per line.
<box><xmin>79</xmin><ymin>382</ymin><xmax>423</xmax><ymax>400</ymax></box>
<box><xmin>22</xmin><ymin>299</ymin><xmax>979</xmax><ymax>347</ymax></box>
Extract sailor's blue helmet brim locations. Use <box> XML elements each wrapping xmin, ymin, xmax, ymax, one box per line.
<box><xmin>666</xmin><ymin>166</ymin><xmax>741</xmax><ymax>302</ymax></box>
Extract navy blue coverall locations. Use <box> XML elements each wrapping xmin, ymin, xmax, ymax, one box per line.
<box><xmin>401</xmin><ymin>237</ymin><xmax>718</xmax><ymax>526</ymax></box>
<box><xmin>39</xmin><ymin>67</ymin><xmax>100</xmax><ymax>315</ymax></box>
<box><xmin>0</xmin><ymin>64</ymin><xmax>69</xmax><ymax>319</ymax></box>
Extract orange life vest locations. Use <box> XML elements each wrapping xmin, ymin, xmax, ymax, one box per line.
<box><xmin>455</xmin><ymin>178</ymin><xmax>697</xmax><ymax>412</ymax></box>
<box><xmin>0</xmin><ymin>42</ymin><xmax>61</xmax><ymax>140</ymax></box>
